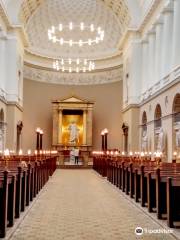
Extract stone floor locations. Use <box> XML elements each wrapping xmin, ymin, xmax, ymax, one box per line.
<box><xmin>9</xmin><ymin>170</ymin><xmax>177</xmax><ymax>240</ymax></box>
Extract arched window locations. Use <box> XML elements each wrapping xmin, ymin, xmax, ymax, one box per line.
<box><xmin>173</xmin><ymin>93</ymin><xmax>180</xmax><ymax>124</ymax></box>
<box><xmin>154</xmin><ymin>104</ymin><xmax>162</xmax><ymax>129</ymax></box>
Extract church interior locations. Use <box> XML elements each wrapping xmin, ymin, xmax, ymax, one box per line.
<box><xmin>0</xmin><ymin>0</ymin><xmax>180</xmax><ymax>239</ymax></box>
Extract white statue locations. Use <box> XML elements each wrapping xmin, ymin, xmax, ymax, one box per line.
<box><xmin>157</xmin><ymin>127</ymin><xmax>165</xmax><ymax>152</ymax></box>
<box><xmin>68</xmin><ymin>122</ymin><xmax>79</xmax><ymax>144</ymax></box>
<box><xmin>175</xmin><ymin>129</ymin><xmax>180</xmax><ymax>148</ymax></box>
<box><xmin>142</xmin><ymin>130</ymin><xmax>148</xmax><ymax>151</ymax></box>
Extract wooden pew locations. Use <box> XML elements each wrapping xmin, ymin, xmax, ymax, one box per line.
<box><xmin>0</xmin><ymin>154</ymin><xmax>57</xmax><ymax>238</ymax></box>
<box><xmin>167</xmin><ymin>177</ymin><xmax>180</xmax><ymax>227</ymax></box>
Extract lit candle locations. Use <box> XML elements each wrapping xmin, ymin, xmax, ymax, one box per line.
<box><xmin>19</xmin><ymin>149</ymin><xmax>23</xmax><ymax>155</ymax></box>
<box><xmin>4</xmin><ymin>149</ymin><xmax>10</xmax><ymax>156</ymax></box>
<box><xmin>173</xmin><ymin>151</ymin><xmax>177</xmax><ymax>157</ymax></box>
<box><xmin>141</xmin><ymin>152</ymin><xmax>145</xmax><ymax>157</ymax></box>
<box><xmin>129</xmin><ymin>151</ymin><xmax>133</xmax><ymax>156</ymax></box>
<box><xmin>19</xmin><ymin>149</ymin><xmax>23</xmax><ymax>163</ymax></box>
<box><xmin>4</xmin><ymin>149</ymin><xmax>10</xmax><ymax>167</ymax></box>
<box><xmin>115</xmin><ymin>151</ymin><xmax>119</xmax><ymax>156</ymax></box>
<box><xmin>27</xmin><ymin>149</ymin><xmax>31</xmax><ymax>155</ymax></box>
<box><xmin>122</xmin><ymin>151</ymin><xmax>125</xmax><ymax>156</ymax></box>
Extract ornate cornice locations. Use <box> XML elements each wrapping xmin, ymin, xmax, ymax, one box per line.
<box><xmin>24</xmin><ymin>65</ymin><xmax>122</xmax><ymax>85</ymax></box>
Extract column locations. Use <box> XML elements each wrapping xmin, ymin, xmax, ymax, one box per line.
<box><xmin>141</xmin><ymin>39</ymin><xmax>148</xmax><ymax>93</ymax></box>
<box><xmin>147</xmin><ymin>31</ymin><xmax>156</xmax><ymax>88</ymax></box>
<box><xmin>52</xmin><ymin>106</ymin><xmax>59</xmax><ymax>145</ymax></box>
<box><xmin>87</xmin><ymin>108</ymin><xmax>93</xmax><ymax>146</ymax></box>
<box><xmin>58</xmin><ymin>109</ymin><xmax>63</xmax><ymax>144</ymax></box>
<box><xmin>5</xmin><ymin>33</ymin><xmax>24</xmax><ymax>107</ymax></box>
<box><xmin>128</xmin><ymin>40</ymin><xmax>142</xmax><ymax>104</ymax></box>
<box><xmin>161</xmin><ymin>8</ymin><xmax>173</xmax><ymax>78</ymax></box>
<box><xmin>172</xmin><ymin>0</ymin><xmax>180</xmax><ymax>69</ymax></box>
<box><xmin>154</xmin><ymin>22</ymin><xmax>163</xmax><ymax>84</ymax></box>
<box><xmin>83</xmin><ymin>110</ymin><xmax>87</xmax><ymax>145</ymax></box>
<box><xmin>0</xmin><ymin>35</ymin><xmax>6</xmax><ymax>96</ymax></box>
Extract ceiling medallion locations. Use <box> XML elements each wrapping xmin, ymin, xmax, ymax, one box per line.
<box><xmin>53</xmin><ymin>58</ymin><xmax>95</xmax><ymax>73</ymax></box>
<box><xmin>48</xmin><ymin>22</ymin><xmax>105</xmax><ymax>46</ymax></box>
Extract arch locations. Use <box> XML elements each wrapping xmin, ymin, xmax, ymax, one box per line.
<box><xmin>142</xmin><ymin>111</ymin><xmax>147</xmax><ymax>125</ymax></box>
<box><xmin>154</xmin><ymin>104</ymin><xmax>162</xmax><ymax>129</ymax></box>
<box><xmin>172</xmin><ymin>93</ymin><xmax>180</xmax><ymax>123</ymax></box>
<box><xmin>0</xmin><ymin>108</ymin><xmax>4</xmax><ymax>122</ymax></box>
<box><xmin>142</xmin><ymin>110</ymin><xmax>147</xmax><ymax>131</ymax></box>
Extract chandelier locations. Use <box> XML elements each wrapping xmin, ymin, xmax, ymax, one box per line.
<box><xmin>53</xmin><ymin>58</ymin><xmax>95</xmax><ymax>73</ymax></box>
<box><xmin>48</xmin><ymin>22</ymin><xmax>105</xmax><ymax>46</ymax></box>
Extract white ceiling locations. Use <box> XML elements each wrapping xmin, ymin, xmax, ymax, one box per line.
<box><xmin>25</xmin><ymin>0</ymin><xmax>124</xmax><ymax>59</ymax></box>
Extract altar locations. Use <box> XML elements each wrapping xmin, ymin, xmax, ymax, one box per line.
<box><xmin>52</xmin><ymin>96</ymin><xmax>94</xmax><ymax>165</ymax></box>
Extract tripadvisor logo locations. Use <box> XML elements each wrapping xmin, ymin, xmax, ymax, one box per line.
<box><xmin>135</xmin><ymin>227</ymin><xmax>144</xmax><ymax>236</ymax></box>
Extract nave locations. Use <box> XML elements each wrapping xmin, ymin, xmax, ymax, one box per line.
<box><xmin>9</xmin><ymin>170</ymin><xmax>175</xmax><ymax>240</ymax></box>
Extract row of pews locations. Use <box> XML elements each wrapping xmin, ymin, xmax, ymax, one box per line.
<box><xmin>0</xmin><ymin>154</ymin><xmax>57</xmax><ymax>238</ymax></box>
<box><xmin>93</xmin><ymin>154</ymin><xmax>180</xmax><ymax>228</ymax></box>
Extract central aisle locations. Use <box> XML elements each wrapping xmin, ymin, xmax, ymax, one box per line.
<box><xmin>11</xmin><ymin>170</ymin><xmax>174</xmax><ymax>240</ymax></box>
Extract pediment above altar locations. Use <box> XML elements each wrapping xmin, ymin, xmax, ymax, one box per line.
<box><xmin>52</xmin><ymin>95</ymin><xmax>94</xmax><ymax>104</ymax></box>
<box><xmin>61</xmin><ymin>96</ymin><xmax>84</xmax><ymax>103</ymax></box>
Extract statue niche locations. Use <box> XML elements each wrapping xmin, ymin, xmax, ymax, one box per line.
<box><xmin>52</xmin><ymin>96</ymin><xmax>94</xmax><ymax>151</ymax></box>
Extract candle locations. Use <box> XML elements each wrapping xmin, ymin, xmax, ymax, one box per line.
<box><xmin>129</xmin><ymin>151</ymin><xmax>133</xmax><ymax>156</ymax></box>
<box><xmin>141</xmin><ymin>152</ymin><xmax>145</xmax><ymax>157</ymax></box>
<box><xmin>4</xmin><ymin>149</ymin><xmax>10</xmax><ymax>167</ymax></box>
<box><xmin>4</xmin><ymin>149</ymin><xmax>10</xmax><ymax>156</ymax></box>
<box><xmin>19</xmin><ymin>149</ymin><xmax>23</xmax><ymax>155</ymax></box>
<box><xmin>173</xmin><ymin>151</ymin><xmax>177</xmax><ymax>157</ymax></box>
<box><xmin>27</xmin><ymin>149</ymin><xmax>31</xmax><ymax>155</ymax></box>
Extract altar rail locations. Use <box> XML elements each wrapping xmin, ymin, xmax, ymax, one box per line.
<box><xmin>0</xmin><ymin>154</ymin><xmax>57</xmax><ymax>238</ymax></box>
<box><xmin>93</xmin><ymin>154</ymin><xmax>180</xmax><ymax>228</ymax></box>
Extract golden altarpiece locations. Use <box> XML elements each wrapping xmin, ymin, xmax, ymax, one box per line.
<box><xmin>52</xmin><ymin>96</ymin><xmax>94</xmax><ymax>164</ymax></box>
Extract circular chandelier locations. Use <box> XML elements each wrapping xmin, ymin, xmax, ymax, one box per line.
<box><xmin>53</xmin><ymin>58</ymin><xmax>95</xmax><ymax>73</ymax></box>
<box><xmin>48</xmin><ymin>22</ymin><xmax>105</xmax><ymax>46</ymax></box>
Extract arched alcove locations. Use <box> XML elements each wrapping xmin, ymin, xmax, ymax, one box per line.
<box><xmin>142</xmin><ymin>111</ymin><xmax>147</xmax><ymax>130</ymax></box>
<box><xmin>154</xmin><ymin>104</ymin><xmax>162</xmax><ymax>129</ymax></box>
<box><xmin>141</xmin><ymin>111</ymin><xmax>148</xmax><ymax>151</ymax></box>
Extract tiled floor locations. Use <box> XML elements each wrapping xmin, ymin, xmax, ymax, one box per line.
<box><xmin>10</xmin><ymin>170</ymin><xmax>176</xmax><ymax>240</ymax></box>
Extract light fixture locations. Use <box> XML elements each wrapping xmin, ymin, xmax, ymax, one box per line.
<box><xmin>48</xmin><ymin>22</ymin><xmax>105</xmax><ymax>47</ymax></box>
<box><xmin>53</xmin><ymin>58</ymin><xmax>95</xmax><ymax>72</ymax></box>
